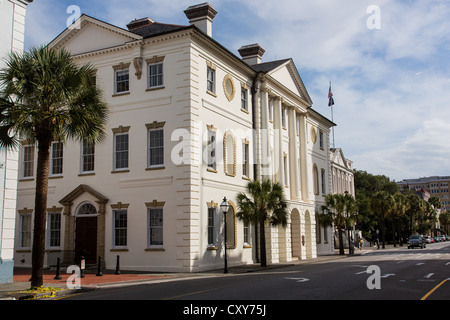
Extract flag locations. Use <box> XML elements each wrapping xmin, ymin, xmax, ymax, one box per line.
<box><xmin>328</xmin><ymin>83</ymin><xmax>334</xmax><ymax>107</ymax></box>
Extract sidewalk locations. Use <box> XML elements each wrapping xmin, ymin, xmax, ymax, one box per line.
<box><xmin>0</xmin><ymin>252</ymin><xmax>358</xmax><ymax>300</ymax></box>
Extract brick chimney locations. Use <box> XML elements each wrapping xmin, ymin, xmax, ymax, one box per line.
<box><xmin>184</xmin><ymin>3</ymin><xmax>217</xmax><ymax>37</ymax></box>
<box><xmin>238</xmin><ymin>44</ymin><xmax>265</xmax><ymax>65</ymax></box>
<box><xmin>127</xmin><ymin>17</ymin><xmax>154</xmax><ymax>31</ymax></box>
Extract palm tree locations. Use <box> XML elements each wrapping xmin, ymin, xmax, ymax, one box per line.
<box><xmin>236</xmin><ymin>179</ymin><xmax>288</xmax><ymax>267</ymax></box>
<box><xmin>0</xmin><ymin>46</ymin><xmax>108</xmax><ymax>288</ymax></box>
<box><xmin>393</xmin><ymin>193</ymin><xmax>408</xmax><ymax>246</ymax></box>
<box><xmin>320</xmin><ymin>193</ymin><xmax>357</xmax><ymax>255</ymax></box>
<box><xmin>371</xmin><ymin>191</ymin><xmax>395</xmax><ymax>249</ymax></box>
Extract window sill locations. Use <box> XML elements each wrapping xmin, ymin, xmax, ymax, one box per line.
<box><xmin>111</xmin><ymin>169</ymin><xmax>130</xmax><ymax>174</ymax></box>
<box><xmin>207</xmin><ymin>168</ymin><xmax>218</xmax><ymax>173</ymax></box>
<box><xmin>240</xmin><ymin>108</ymin><xmax>249</xmax><ymax>114</ymax></box>
<box><xmin>111</xmin><ymin>248</ymin><xmax>129</xmax><ymax>252</ymax></box>
<box><xmin>146</xmin><ymin>86</ymin><xmax>165</xmax><ymax>92</ymax></box>
<box><xmin>206</xmin><ymin>90</ymin><xmax>217</xmax><ymax>98</ymax></box>
<box><xmin>145</xmin><ymin>248</ymin><xmax>165</xmax><ymax>252</ymax></box>
<box><xmin>49</xmin><ymin>175</ymin><xmax>63</xmax><ymax>179</ymax></box>
<box><xmin>112</xmin><ymin>92</ymin><xmax>130</xmax><ymax>97</ymax></box>
<box><xmin>207</xmin><ymin>246</ymin><xmax>218</xmax><ymax>250</ymax></box>
<box><xmin>146</xmin><ymin>166</ymin><xmax>165</xmax><ymax>171</ymax></box>
<box><xmin>79</xmin><ymin>172</ymin><xmax>95</xmax><ymax>177</ymax></box>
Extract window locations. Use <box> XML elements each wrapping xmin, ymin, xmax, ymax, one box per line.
<box><xmin>81</xmin><ymin>140</ymin><xmax>95</xmax><ymax>173</ymax></box>
<box><xmin>148</xmin><ymin>63</ymin><xmax>164</xmax><ymax>88</ymax></box>
<box><xmin>321</xmin><ymin>169</ymin><xmax>326</xmax><ymax>195</ymax></box>
<box><xmin>115</xmin><ymin>69</ymin><xmax>129</xmax><ymax>94</ymax></box>
<box><xmin>243</xmin><ymin>221</ymin><xmax>251</xmax><ymax>246</ymax></box>
<box><xmin>241</xmin><ymin>87</ymin><xmax>248</xmax><ymax>111</ymax></box>
<box><xmin>114</xmin><ymin>133</ymin><xmax>129</xmax><ymax>170</ymax></box>
<box><xmin>242</xmin><ymin>141</ymin><xmax>249</xmax><ymax>178</ymax></box>
<box><xmin>22</xmin><ymin>145</ymin><xmax>34</xmax><ymax>178</ymax></box>
<box><xmin>113</xmin><ymin>209</ymin><xmax>127</xmax><ymax>247</ymax></box>
<box><xmin>319</xmin><ymin>130</ymin><xmax>324</xmax><ymax>149</ymax></box>
<box><xmin>207</xmin><ymin>67</ymin><xmax>215</xmax><ymax>93</ymax></box>
<box><xmin>313</xmin><ymin>164</ymin><xmax>319</xmax><ymax>195</ymax></box>
<box><xmin>148</xmin><ymin>208</ymin><xmax>163</xmax><ymax>247</ymax></box>
<box><xmin>207</xmin><ymin>128</ymin><xmax>216</xmax><ymax>171</ymax></box>
<box><xmin>148</xmin><ymin>129</ymin><xmax>164</xmax><ymax>168</ymax></box>
<box><xmin>207</xmin><ymin>207</ymin><xmax>216</xmax><ymax>246</ymax></box>
<box><xmin>50</xmin><ymin>142</ymin><xmax>63</xmax><ymax>176</ymax></box>
<box><xmin>20</xmin><ymin>213</ymin><xmax>32</xmax><ymax>248</ymax></box>
<box><xmin>224</xmin><ymin>132</ymin><xmax>236</xmax><ymax>176</ymax></box>
<box><xmin>47</xmin><ymin>212</ymin><xmax>61</xmax><ymax>248</ymax></box>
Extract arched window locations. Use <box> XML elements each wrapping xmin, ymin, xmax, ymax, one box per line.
<box><xmin>313</xmin><ymin>164</ymin><xmax>319</xmax><ymax>195</ymax></box>
<box><xmin>223</xmin><ymin>131</ymin><xmax>236</xmax><ymax>176</ymax></box>
<box><xmin>76</xmin><ymin>202</ymin><xmax>97</xmax><ymax>216</ymax></box>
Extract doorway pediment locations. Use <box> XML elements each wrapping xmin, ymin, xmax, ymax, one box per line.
<box><xmin>59</xmin><ymin>184</ymin><xmax>109</xmax><ymax>207</ymax></box>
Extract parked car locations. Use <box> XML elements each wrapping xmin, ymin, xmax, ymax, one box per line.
<box><xmin>433</xmin><ymin>236</ymin><xmax>441</xmax><ymax>242</ymax></box>
<box><xmin>424</xmin><ymin>236</ymin><xmax>432</xmax><ymax>244</ymax></box>
<box><xmin>408</xmin><ymin>235</ymin><xmax>426</xmax><ymax>249</ymax></box>
<box><xmin>440</xmin><ymin>235</ymin><xmax>447</xmax><ymax>242</ymax></box>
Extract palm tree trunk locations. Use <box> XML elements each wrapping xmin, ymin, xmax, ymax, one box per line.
<box><xmin>392</xmin><ymin>217</ymin><xmax>397</xmax><ymax>247</ymax></box>
<box><xmin>338</xmin><ymin>228</ymin><xmax>344</xmax><ymax>255</ymax></box>
<box><xmin>259</xmin><ymin>218</ymin><xmax>267</xmax><ymax>267</ymax></box>
<box><xmin>31</xmin><ymin>138</ymin><xmax>51</xmax><ymax>288</ymax></box>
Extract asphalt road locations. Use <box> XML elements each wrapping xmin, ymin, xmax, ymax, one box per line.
<box><xmin>63</xmin><ymin>242</ymin><xmax>450</xmax><ymax>302</ymax></box>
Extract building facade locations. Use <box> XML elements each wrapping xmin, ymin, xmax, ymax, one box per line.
<box><xmin>15</xmin><ymin>3</ymin><xmax>335</xmax><ymax>272</ymax></box>
<box><xmin>0</xmin><ymin>0</ymin><xmax>33</xmax><ymax>283</ymax></box>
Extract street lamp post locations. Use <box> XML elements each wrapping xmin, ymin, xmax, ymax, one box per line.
<box><xmin>220</xmin><ymin>197</ymin><xmax>230</xmax><ymax>274</ymax></box>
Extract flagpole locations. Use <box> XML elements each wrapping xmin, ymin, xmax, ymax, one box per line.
<box><xmin>329</xmin><ymin>81</ymin><xmax>335</xmax><ymax>148</ymax></box>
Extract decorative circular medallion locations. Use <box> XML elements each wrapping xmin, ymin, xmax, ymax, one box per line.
<box><xmin>223</xmin><ymin>74</ymin><xmax>235</xmax><ymax>102</ymax></box>
<box><xmin>311</xmin><ymin>127</ymin><xmax>317</xmax><ymax>144</ymax></box>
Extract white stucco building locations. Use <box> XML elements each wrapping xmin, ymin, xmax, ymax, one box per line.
<box><xmin>0</xmin><ymin>0</ymin><xmax>33</xmax><ymax>284</ymax></box>
<box><xmin>15</xmin><ymin>3</ymin><xmax>336</xmax><ymax>272</ymax></box>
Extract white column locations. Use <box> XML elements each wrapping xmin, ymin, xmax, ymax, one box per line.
<box><xmin>299</xmin><ymin>114</ymin><xmax>310</xmax><ymax>201</ymax></box>
<box><xmin>288</xmin><ymin>107</ymin><xmax>300</xmax><ymax>200</ymax></box>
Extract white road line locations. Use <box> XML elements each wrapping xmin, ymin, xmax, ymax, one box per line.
<box><xmin>424</xmin><ymin>273</ymin><xmax>434</xmax><ymax>279</ymax></box>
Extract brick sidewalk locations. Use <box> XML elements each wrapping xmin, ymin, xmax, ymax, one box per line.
<box><xmin>13</xmin><ymin>268</ymin><xmax>171</xmax><ymax>286</ymax></box>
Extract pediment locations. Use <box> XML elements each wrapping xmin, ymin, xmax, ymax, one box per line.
<box><xmin>59</xmin><ymin>184</ymin><xmax>109</xmax><ymax>206</ymax></box>
<box><xmin>266</xmin><ymin>59</ymin><xmax>313</xmax><ymax>106</ymax></box>
<box><xmin>49</xmin><ymin>14</ymin><xmax>142</xmax><ymax>55</ymax></box>
<box><xmin>331</xmin><ymin>148</ymin><xmax>353</xmax><ymax>171</ymax></box>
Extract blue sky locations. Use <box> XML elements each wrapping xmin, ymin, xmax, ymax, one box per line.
<box><xmin>23</xmin><ymin>0</ymin><xmax>450</xmax><ymax>182</ymax></box>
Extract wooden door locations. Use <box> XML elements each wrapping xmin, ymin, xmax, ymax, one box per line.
<box><xmin>75</xmin><ymin>216</ymin><xmax>98</xmax><ymax>264</ymax></box>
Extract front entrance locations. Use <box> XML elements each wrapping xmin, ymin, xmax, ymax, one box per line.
<box><xmin>74</xmin><ymin>202</ymin><xmax>98</xmax><ymax>264</ymax></box>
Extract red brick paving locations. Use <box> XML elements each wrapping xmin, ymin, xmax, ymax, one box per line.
<box><xmin>13</xmin><ymin>269</ymin><xmax>170</xmax><ymax>286</ymax></box>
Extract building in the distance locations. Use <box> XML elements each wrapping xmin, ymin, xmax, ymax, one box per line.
<box><xmin>398</xmin><ymin>176</ymin><xmax>450</xmax><ymax>211</ymax></box>
<box><xmin>0</xmin><ymin>0</ymin><xmax>33</xmax><ymax>284</ymax></box>
<box><xmin>15</xmin><ymin>3</ymin><xmax>336</xmax><ymax>272</ymax></box>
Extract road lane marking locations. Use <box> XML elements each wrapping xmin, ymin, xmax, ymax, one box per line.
<box><xmin>424</xmin><ymin>273</ymin><xmax>434</xmax><ymax>279</ymax></box>
<box><xmin>420</xmin><ymin>278</ymin><xmax>448</xmax><ymax>300</ymax></box>
<box><xmin>285</xmin><ymin>277</ymin><xmax>310</xmax><ymax>283</ymax></box>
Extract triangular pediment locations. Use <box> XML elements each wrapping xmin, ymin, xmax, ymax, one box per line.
<box><xmin>265</xmin><ymin>59</ymin><xmax>313</xmax><ymax>106</ymax></box>
<box><xmin>59</xmin><ymin>184</ymin><xmax>109</xmax><ymax>205</ymax></box>
<box><xmin>49</xmin><ymin>14</ymin><xmax>142</xmax><ymax>55</ymax></box>
<box><xmin>331</xmin><ymin>148</ymin><xmax>353</xmax><ymax>171</ymax></box>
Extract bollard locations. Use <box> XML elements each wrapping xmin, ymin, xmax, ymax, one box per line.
<box><xmin>54</xmin><ymin>257</ymin><xmax>62</xmax><ymax>280</ymax></box>
<box><xmin>114</xmin><ymin>255</ymin><xmax>121</xmax><ymax>275</ymax></box>
<box><xmin>96</xmin><ymin>256</ymin><xmax>103</xmax><ymax>276</ymax></box>
<box><xmin>80</xmin><ymin>256</ymin><xmax>85</xmax><ymax>278</ymax></box>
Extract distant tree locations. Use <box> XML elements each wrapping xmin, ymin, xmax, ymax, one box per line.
<box><xmin>320</xmin><ymin>193</ymin><xmax>357</xmax><ymax>255</ymax></box>
<box><xmin>371</xmin><ymin>191</ymin><xmax>395</xmax><ymax>249</ymax></box>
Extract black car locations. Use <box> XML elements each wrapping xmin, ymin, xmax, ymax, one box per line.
<box><xmin>408</xmin><ymin>235</ymin><xmax>426</xmax><ymax>249</ymax></box>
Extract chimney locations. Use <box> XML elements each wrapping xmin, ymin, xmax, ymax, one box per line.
<box><xmin>238</xmin><ymin>44</ymin><xmax>265</xmax><ymax>65</ymax></box>
<box><xmin>184</xmin><ymin>3</ymin><xmax>217</xmax><ymax>37</ymax></box>
<box><xmin>127</xmin><ymin>17</ymin><xmax>154</xmax><ymax>31</ymax></box>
